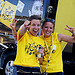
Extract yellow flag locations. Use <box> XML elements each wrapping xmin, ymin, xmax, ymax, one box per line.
<box><xmin>0</xmin><ymin>1</ymin><xmax>16</xmax><ymax>28</ymax></box>
<box><xmin>55</xmin><ymin>0</ymin><xmax>75</xmax><ymax>50</ymax></box>
<box><xmin>0</xmin><ymin>0</ymin><xmax>5</xmax><ymax>10</ymax></box>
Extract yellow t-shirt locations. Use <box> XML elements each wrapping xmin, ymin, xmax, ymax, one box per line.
<box><xmin>41</xmin><ymin>32</ymin><xmax>63</xmax><ymax>73</ymax></box>
<box><xmin>13</xmin><ymin>30</ymin><xmax>44</xmax><ymax>67</ymax></box>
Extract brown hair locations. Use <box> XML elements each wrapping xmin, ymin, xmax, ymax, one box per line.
<box><xmin>42</xmin><ymin>18</ymin><xmax>55</xmax><ymax>29</ymax></box>
<box><xmin>28</xmin><ymin>15</ymin><xmax>41</xmax><ymax>21</ymax></box>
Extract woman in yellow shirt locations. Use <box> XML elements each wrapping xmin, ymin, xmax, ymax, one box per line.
<box><xmin>41</xmin><ymin>18</ymin><xmax>75</xmax><ymax>75</ymax></box>
<box><xmin>10</xmin><ymin>15</ymin><xmax>45</xmax><ymax>75</ymax></box>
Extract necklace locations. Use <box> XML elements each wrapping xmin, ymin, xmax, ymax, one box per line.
<box><xmin>27</xmin><ymin>31</ymin><xmax>42</xmax><ymax>73</ymax></box>
<box><xmin>43</xmin><ymin>34</ymin><xmax>53</xmax><ymax>74</ymax></box>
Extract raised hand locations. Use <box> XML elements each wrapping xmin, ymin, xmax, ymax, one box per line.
<box><xmin>23</xmin><ymin>20</ymin><xmax>31</xmax><ymax>30</ymax></box>
<box><xmin>19</xmin><ymin>20</ymin><xmax>31</xmax><ymax>39</ymax></box>
<box><xmin>65</xmin><ymin>25</ymin><xmax>74</xmax><ymax>33</ymax></box>
<box><xmin>10</xmin><ymin>18</ymin><xmax>17</xmax><ymax>30</ymax></box>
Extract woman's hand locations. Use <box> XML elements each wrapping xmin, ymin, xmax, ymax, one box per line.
<box><xmin>23</xmin><ymin>20</ymin><xmax>31</xmax><ymax>30</ymax></box>
<box><xmin>38</xmin><ymin>46</ymin><xmax>44</xmax><ymax>65</ymax></box>
<box><xmin>38</xmin><ymin>46</ymin><xmax>44</xmax><ymax>54</ymax></box>
<box><xmin>65</xmin><ymin>25</ymin><xmax>74</xmax><ymax>33</ymax></box>
<box><xmin>10</xmin><ymin>18</ymin><xmax>17</xmax><ymax>30</ymax></box>
<box><xmin>38</xmin><ymin>57</ymin><xmax>44</xmax><ymax>65</ymax></box>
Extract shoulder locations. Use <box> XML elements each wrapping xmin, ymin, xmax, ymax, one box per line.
<box><xmin>52</xmin><ymin>32</ymin><xmax>58</xmax><ymax>38</ymax></box>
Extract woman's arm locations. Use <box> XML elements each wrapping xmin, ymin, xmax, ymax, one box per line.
<box><xmin>19</xmin><ymin>20</ymin><xmax>30</xmax><ymax>39</ymax></box>
<box><xmin>58</xmin><ymin>25</ymin><xmax>75</xmax><ymax>43</ymax></box>
<box><xmin>10</xmin><ymin>18</ymin><xmax>17</xmax><ymax>40</ymax></box>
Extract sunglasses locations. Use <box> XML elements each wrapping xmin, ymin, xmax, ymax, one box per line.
<box><xmin>45</xmin><ymin>18</ymin><xmax>55</xmax><ymax>23</ymax></box>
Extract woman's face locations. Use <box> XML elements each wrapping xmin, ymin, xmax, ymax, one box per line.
<box><xmin>29</xmin><ymin>19</ymin><xmax>41</xmax><ymax>36</ymax></box>
<box><xmin>42</xmin><ymin>22</ymin><xmax>54</xmax><ymax>38</ymax></box>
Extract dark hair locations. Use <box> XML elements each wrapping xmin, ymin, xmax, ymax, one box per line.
<box><xmin>42</xmin><ymin>18</ymin><xmax>55</xmax><ymax>28</ymax></box>
<box><xmin>28</xmin><ymin>15</ymin><xmax>41</xmax><ymax>21</ymax></box>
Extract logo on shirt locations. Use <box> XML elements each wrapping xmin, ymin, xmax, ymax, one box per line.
<box><xmin>25</xmin><ymin>43</ymin><xmax>42</xmax><ymax>55</ymax></box>
<box><xmin>44</xmin><ymin>44</ymin><xmax>56</xmax><ymax>56</ymax></box>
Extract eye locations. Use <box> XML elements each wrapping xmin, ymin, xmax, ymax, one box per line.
<box><xmin>32</xmin><ymin>24</ymin><xmax>35</xmax><ymax>26</ymax></box>
<box><xmin>37</xmin><ymin>24</ymin><xmax>40</xmax><ymax>26</ymax></box>
<box><xmin>50</xmin><ymin>27</ymin><xmax>53</xmax><ymax>29</ymax></box>
<box><xmin>45</xmin><ymin>26</ymin><xmax>48</xmax><ymax>28</ymax></box>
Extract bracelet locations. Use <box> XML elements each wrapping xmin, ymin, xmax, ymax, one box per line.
<box><xmin>73</xmin><ymin>30</ymin><xmax>75</xmax><ymax>34</ymax></box>
<box><xmin>14</xmin><ymin>35</ymin><xmax>17</xmax><ymax>37</ymax></box>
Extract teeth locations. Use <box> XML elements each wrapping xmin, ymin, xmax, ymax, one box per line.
<box><xmin>46</xmin><ymin>32</ymin><xmax>49</xmax><ymax>33</ymax></box>
<box><xmin>34</xmin><ymin>29</ymin><xmax>38</xmax><ymax>31</ymax></box>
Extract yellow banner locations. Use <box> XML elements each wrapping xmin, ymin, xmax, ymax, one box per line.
<box><xmin>0</xmin><ymin>1</ymin><xmax>16</xmax><ymax>28</ymax></box>
<box><xmin>0</xmin><ymin>0</ymin><xmax>5</xmax><ymax>10</ymax></box>
<box><xmin>55</xmin><ymin>0</ymin><xmax>75</xmax><ymax>50</ymax></box>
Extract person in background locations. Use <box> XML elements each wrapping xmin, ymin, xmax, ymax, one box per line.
<box><xmin>41</xmin><ymin>18</ymin><xmax>75</xmax><ymax>75</ymax></box>
<box><xmin>10</xmin><ymin>15</ymin><xmax>45</xmax><ymax>75</ymax></box>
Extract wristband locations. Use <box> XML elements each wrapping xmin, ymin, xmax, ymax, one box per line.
<box><xmin>14</xmin><ymin>35</ymin><xmax>17</xmax><ymax>37</ymax></box>
<box><xmin>73</xmin><ymin>30</ymin><xmax>75</xmax><ymax>34</ymax></box>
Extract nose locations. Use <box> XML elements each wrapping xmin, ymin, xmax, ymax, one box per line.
<box><xmin>47</xmin><ymin>28</ymin><xmax>50</xmax><ymax>31</ymax></box>
<box><xmin>35</xmin><ymin>25</ymin><xmax>40</xmax><ymax>29</ymax></box>
<box><xmin>35</xmin><ymin>25</ymin><xmax>38</xmax><ymax>29</ymax></box>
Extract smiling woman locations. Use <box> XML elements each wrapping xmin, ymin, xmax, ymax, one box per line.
<box><xmin>19</xmin><ymin>15</ymin><xmax>41</xmax><ymax>38</ymax></box>
<box><xmin>41</xmin><ymin>18</ymin><xmax>75</xmax><ymax>75</ymax></box>
<box><xmin>10</xmin><ymin>15</ymin><xmax>45</xmax><ymax>75</ymax></box>
<box><xmin>29</xmin><ymin>19</ymin><xmax>41</xmax><ymax>37</ymax></box>
<box><xmin>42</xmin><ymin>22</ymin><xmax>54</xmax><ymax>38</ymax></box>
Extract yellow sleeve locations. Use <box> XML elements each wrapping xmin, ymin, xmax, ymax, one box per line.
<box><xmin>17</xmin><ymin>29</ymin><xmax>26</xmax><ymax>42</ymax></box>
